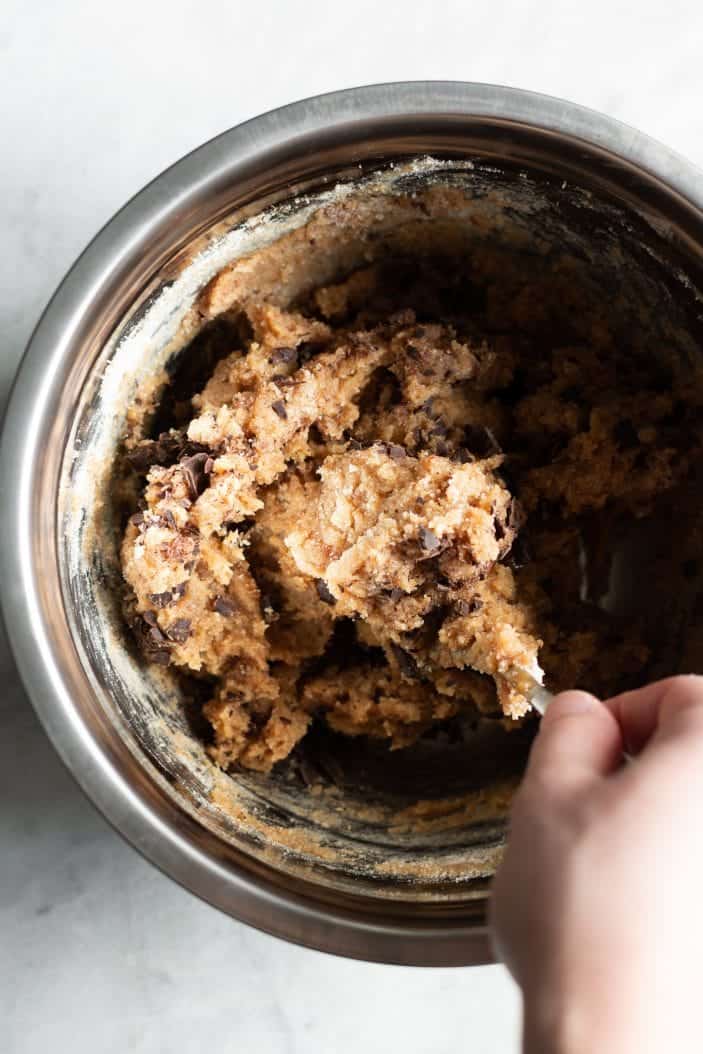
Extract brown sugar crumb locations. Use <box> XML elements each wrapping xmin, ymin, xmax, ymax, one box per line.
<box><xmin>120</xmin><ymin>251</ymin><xmax>702</xmax><ymax>773</ymax></box>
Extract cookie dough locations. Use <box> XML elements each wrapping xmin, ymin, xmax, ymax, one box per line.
<box><xmin>120</xmin><ymin>252</ymin><xmax>701</xmax><ymax>773</ymax></box>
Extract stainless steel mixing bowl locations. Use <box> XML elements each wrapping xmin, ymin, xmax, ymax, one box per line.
<box><xmin>3</xmin><ymin>82</ymin><xmax>703</xmax><ymax>966</ymax></box>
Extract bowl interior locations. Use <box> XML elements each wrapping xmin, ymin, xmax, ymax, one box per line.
<box><xmin>58</xmin><ymin>146</ymin><xmax>703</xmax><ymax>909</ymax></box>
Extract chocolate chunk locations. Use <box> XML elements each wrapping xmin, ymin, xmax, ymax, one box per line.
<box><xmin>180</xmin><ymin>452</ymin><xmax>211</xmax><ymax>501</ymax></box>
<box><xmin>387</xmin><ymin>443</ymin><xmax>407</xmax><ymax>460</ymax></box>
<box><xmin>507</xmin><ymin>534</ymin><xmax>532</xmax><ymax>569</ymax></box>
<box><xmin>390</xmin><ymin>643</ymin><xmax>420</xmax><ymax>680</ymax></box>
<box><xmin>131</xmin><ymin>611</ymin><xmax>173</xmax><ymax>665</ymax></box>
<box><xmin>457</xmin><ymin>597</ymin><xmax>483</xmax><ymax>616</ymax></box>
<box><xmin>162</xmin><ymin>509</ymin><xmax>176</xmax><ymax>528</ymax></box>
<box><xmin>419</xmin><ymin>526</ymin><xmax>441</xmax><ymax>553</ymax></box>
<box><xmin>271</xmin><ymin>399</ymin><xmax>288</xmax><ymax>420</ymax></box>
<box><xmin>506</xmin><ymin>498</ymin><xmax>519</xmax><ymax>528</ymax></box>
<box><xmin>126</xmin><ymin>434</ymin><xmax>210</xmax><ymax>474</ymax></box>
<box><xmin>166</xmin><ymin>618</ymin><xmax>191</xmax><ymax>643</ymax></box>
<box><xmin>455</xmin><ymin>447</ymin><xmax>475</xmax><ymax>464</ymax></box>
<box><xmin>125</xmin><ymin>441</ymin><xmax>166</xmax><ymax>472</ymax></box>
<box><xmin>171</xmin><ymin>582</ymin><xmax>187</xmax><ymax>600</ymax></box>
<box><xmin>613</xmin><ymin>419</ymin><xmax>640</xmax><ymax>450</ymax></box>
<box><xmin>297</xmin><ymin>341</ymin><xmax>325</xmax><ymax>364</ymax></box>
<box><xmin>213</xmin><ymin>595</ymin><xmax>236</xmax><ymax>617</ymax></box>
<box><xmin>150</xmin><ymin>649</ymin><xmax>172</xmax><ymax>666</ymax></box>
<box><xmin>204</xmin><ymin>457</ymin><xmax>215</xmax><ymax>475</ymax></box>
<box><xmin>269</xmin><ymin>346</ymin><xmax>298</xmax><ymax>365</ymax></box>
<box><xmin>315</xmin><ymin>579</ymin><xmax>336</xmax><ymax>605</ymax></box>
<box><xmin>148</xmin><ymin>590</ymin><xmax>173</xmax><ymax>608</ymax></box>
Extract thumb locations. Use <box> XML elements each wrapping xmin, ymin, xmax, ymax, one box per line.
<box><xmin>523</xmin><ymin>690</ymin><xmax>623</xmax><ymax>797</ymax></box>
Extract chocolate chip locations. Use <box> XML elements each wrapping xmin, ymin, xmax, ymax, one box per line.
<box><xmin>213</xmin><ymin>595</ymin><xmax>236</xmax><ymax>617</ymax></box>
<box><xmin>271</xmin><ymin>399</ymin><xmax>288</xmax><ymax>420</ymax></box>
<box><xmin>162</xmin><ymin>509</ymin><xmax>176</xmax><ymax>528</ymax></box>
<box><xmin>180</xmin><ymin>452</ymin><xmax>211</xmax><ymax>501</ymax></box>
<box><xmin>148</xmin><ymin>590</ymin><xmax>173</xmax><ymax>608</ymax></box>
<box><xmin>315</xmin><ymin>579</ymin><xmax>336</xmax><ymax>605</ymax></box>
<box><xmin>171</xmin><ymin>582</ymin><xmax>187</xmax><ymax>600</ymax></box>
<box><xmin>142</xmin><ymin>611</ymin><xmax>158</xmax><ymax>627</ymax></box>
<box><xmin>387</xmin><ymin>444</ymin><xmax>407</xmax><ymax>460</ymax></box>
<box><xmin>269</xmin><ymin>346</ymin><xmax>298</xmax><ymax>365</ymax></box>
<box><xmin>204</xmin><ymin>457</ymin><xmax>215</xmax><ymax>475</ymax></box>
<box><xmin>390</xmin><ymin>643</ymin><xmax>420</xmax><ymax>680</ymax></box>
<box><xmin>419</xmin><ymin>526</ymin><xmax>441</xmax><ymax>553</ymax></box>
<box><xmin>149</xmin><ymin>625</ymin><xmax>167</xmax><ymax>643</ymax></box>
<box><xmin>166</xmin><ymin>618</ymin><xmax>191</xmax><ymax>643</ymax></box>
<box><xmin>613</xmin><ymin>419</ymin><xmax>640</xmax><ymax>450</ymax></box>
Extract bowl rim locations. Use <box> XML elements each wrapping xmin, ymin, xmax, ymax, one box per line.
<box><xmin>3</xmin><ymin>80</ymin><xmax>703</xmax><ymax>966</ymax></box>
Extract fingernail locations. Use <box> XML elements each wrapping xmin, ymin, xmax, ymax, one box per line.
<box><xmin>542</xmin><ymin>690</ymin><xmax>601</xmax><ymax>723</ymax></box>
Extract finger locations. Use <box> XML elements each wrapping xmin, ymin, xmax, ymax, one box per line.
<box><xmin>523</xmin><ymin>690</ymin><xmax>623</xmax><ymax>796</ymax></box>
<box><xmin>605</xmin><ymin>675</ymin><xmax>703</xmax><ymax>756</ymax></box>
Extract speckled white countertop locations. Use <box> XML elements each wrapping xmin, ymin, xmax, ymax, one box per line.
<box><xmin>2</xmin><ymin>2</ymin><xmax>702</xmax><ymax>1051</ymax></box>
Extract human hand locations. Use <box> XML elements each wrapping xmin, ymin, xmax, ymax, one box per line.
<box><xmin>491</xmin><ymin>676</ymin><xmax>703</xmax><ymax>1054</ymax></box>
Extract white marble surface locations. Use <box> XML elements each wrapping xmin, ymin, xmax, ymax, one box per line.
<box><xmin>2</xmin><ymin>2</ymin><xmax>703</xmax><ymax>1050</ymax></box>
